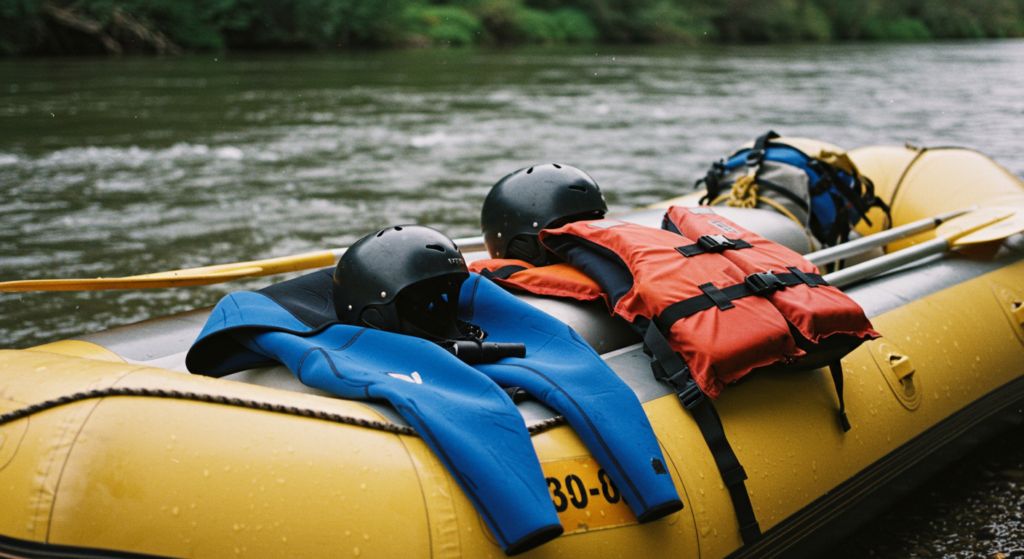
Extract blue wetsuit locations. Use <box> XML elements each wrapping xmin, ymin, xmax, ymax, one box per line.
<box><xmin>187</xmin><ymin>270</ymin><xmax>682</xmax><ymax>552</ymax></box>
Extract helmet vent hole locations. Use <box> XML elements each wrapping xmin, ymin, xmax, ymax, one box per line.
<box><xmin>376</xmin><ymin>230</ymin><xmax>386</xmax><ymax>237</ymax></box>
<box><xmin>526</xmin><ymin>167</ymin><xmax>533</xmax><ymax>174</ymax></box>
<box><xmin>394</xmin><ymin>226</ymin><xmax>403</xmax><ymax>231</ymax></box>
<box><xmin>553</xmin><ymin>163</ymin><xmax>562</xmax><ymax>169</ymax></box>
<box><xmin>569</xmin><ymin>184</ymin><xmax>587</xmax><ymax>192</ymax></box>
<box><xmin>425</xmin><ymin>244</ymin><xmax>445</xmax><ymax>252</ymax></box>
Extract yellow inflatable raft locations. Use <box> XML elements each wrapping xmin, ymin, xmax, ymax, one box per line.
<box><xmin>1</xmin><ymin>144</ymin><xmax>1023</xmax><ymax>559</ymax></box>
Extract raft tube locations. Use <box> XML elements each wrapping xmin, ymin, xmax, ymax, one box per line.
<box><xmin>1</xmin><ymin>145</ymin><xmax>1024</xmax><ymax>559</ymax></box>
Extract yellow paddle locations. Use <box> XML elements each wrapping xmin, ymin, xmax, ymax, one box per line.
<box><xmin>824</xmin><ymin>206</ymin><xmax>1023</xmax><ymax>288</ymax></box>
<box><xmin>0</xmin><ymin>237</ymin><xmax>489</xmax><ymax>292</ymax></box>
<box><xmin>0</xmin><ymin>252</ymin><xmax>336</xmax><ymax>292</ymax></box>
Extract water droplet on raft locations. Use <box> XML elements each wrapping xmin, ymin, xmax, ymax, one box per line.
<box><xmin>381</xmin><ymin>292</ymin><xmax>386</xmax><ymax>298</ymax></box>
<box><xmin>360</xmin><ymin>483</ymin><xmax>366</xmax><ymax>490</ymax></box>
<box><xmin>497</xmin><ymin>232</ymin><xmax>502</xmax><ymax>238</ymax></box>
<box><xmin>363</xmin><ymin>533</ymin><xmax>369</xmax><ymax>540</ymax></box>
<box><xmin>353</xmin><ymin>547</ymin><xmax>360</xmax><ymax>556</ymax></box>
<box><xmin>533</xmin><ymin>222</ymin><xmax>538</xmax><ymax>227</ymax></box>
<box><xmin>172</xmin><ymin>507</ymin><xmax>180</xmax><ymax>516</ymax></box>
<box><xmin>348</xmin><ymin>305</ymin><xmax>353</xmax><ymax>311</ymax></box>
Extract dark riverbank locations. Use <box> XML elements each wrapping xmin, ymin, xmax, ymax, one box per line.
<box><xmin>2</xmin><ymin>0</ymin><xmax>1024</xmax><ymax>56</ymax></box>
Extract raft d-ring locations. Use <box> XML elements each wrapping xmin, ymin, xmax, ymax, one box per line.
<box><xmin>1011</xmin><ymin>300</ymin><xmax>1024</xmax><ymax>326</ymax></box>
<box><xmin>888</xmin><ymin>354</ymin><xmax>915</xmax><ymax>381</ymax></box>
<box><xmin>867</xmin><ymin>341</ymin><xmax>921</xmax><ymax>410</ymax></box>
<box><xmin>991</xmin><ymin>283</ymin><xmax>1024</xmax><ymax>345</ymax></box>
<box><xmin>887</xmin><ymin>353</ymin><xmax>917</xmax><ymax>400</ymax></box>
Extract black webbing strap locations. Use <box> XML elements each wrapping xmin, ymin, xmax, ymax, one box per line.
<box><xmin>643</xmin><ymin>323</ymin><xmax>762</xmax><ymax>545</ymax></box>
<box><xmin>786</xmin><ymin>266</ymin><xmax>818</xmax><ymax>288</ymax></box>
<box><xmin>749</xmin><ymin>129</ymin><xmax>778</xmax><ymax>156</ymax></box>
<box><xmin>653</xmin><ymin>271</ymin><xmax>828</xmax><ymax>333</ymax></box>
<box><xmin>676</xmin><ymin>236</ymin><xmax>753</xmax><ymax>257</ymax></box>
<box><xmin>829</xmin><ymin>360</ymin><xmax>852</xmax><ymax>432</ymax></box>
<box><xmin>700</xmin><ymin>282</ymin><xmax>735</xmax><ymax>311</ymax></box>
<box><xmin>479</xmin><ymin>265</ymin><xmax>527</xmax><ymax>281</ymax></box>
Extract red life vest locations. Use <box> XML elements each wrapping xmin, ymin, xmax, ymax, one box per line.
<box><xmin>662</xmin><ymin>206</ymin><xmax>881</xmax><ymax>348</ymax></box>
<box><xmin>539</xmin><ymin>219</ymin><xmax>803</xmax><ymax>399</ymax></box>
<box><xmin>468</xmin><ymin>259</ymin><xmax>607</xmax><ymax>304</ymax></box>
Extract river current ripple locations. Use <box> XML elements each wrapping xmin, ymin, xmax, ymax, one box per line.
<box><xmin>2</xmin><ymin>41</ymin><xmax>1024</xmax><ymax>556</ymax></box>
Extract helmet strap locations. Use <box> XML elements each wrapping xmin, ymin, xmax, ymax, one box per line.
<box><xmin>395</xmin><ymin>279</ymin><xmax>486</xmax><ymax>343</ymax></box>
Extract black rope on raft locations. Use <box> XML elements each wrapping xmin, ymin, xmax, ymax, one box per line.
<box><xmin>0</xmin><ymin>387</ymin><xmax>568</xmax><ymax>437</ymax></box>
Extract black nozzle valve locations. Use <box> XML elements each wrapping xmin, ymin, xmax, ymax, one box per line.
<box><xmin>446</xmin><ymin>341</ymin><xmax>526</xmax><ymax>365</ymax></box>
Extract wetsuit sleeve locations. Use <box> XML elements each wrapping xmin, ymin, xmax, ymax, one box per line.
<box><xmin>461</xmin><ymin>274</ymin><xmax>683</xmax><ymax>523</ymax></box>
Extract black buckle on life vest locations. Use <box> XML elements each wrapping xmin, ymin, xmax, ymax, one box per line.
<box><xmin>744</xmin><ymin>271</ymin><xmax>786</xmax><ymax>296</ymax></box>
<box><xmin>697</xmin><ymin>234</ymin><xmax>736</xmax><ymax>253</ymax></box>
<box><xmin>675</xmin><ymin>379</ymin><xmax>706</xmax><ymax>410</ymax></box>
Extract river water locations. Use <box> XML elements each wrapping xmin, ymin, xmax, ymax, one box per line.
<box><xmin>2</xmin><ymin>41</ymin><xmax>1024</xmax><ymax>555</ymax></box>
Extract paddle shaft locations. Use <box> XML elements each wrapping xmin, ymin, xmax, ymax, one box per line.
<box><xmin>805</xmin><ymin>208</ymin><xmax>972</xmax><ymax>267</ymax></box>
<box><xmin>822</xmin><ymin>237</ymin><xmax>950</xmax><ymax>288</ymax></box>
<box><xmin>822</xmin><ymin>206</ymin><xmax>1020</xmax><ymax>288</ymax></box>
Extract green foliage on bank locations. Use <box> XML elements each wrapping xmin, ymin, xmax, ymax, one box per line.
<box><xmin>2</xmin><ymin>0</ymin><xmax>1023</xmax><ymax>55</ymax></box>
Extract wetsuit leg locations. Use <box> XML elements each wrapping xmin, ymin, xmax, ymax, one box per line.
<box><xmin>239</xmin><ymin>324</ymin><xmax>563</xmax><ymax>555</ymax></box>
<box><xmin>461</xmin><ymin>274</ymin><xmax>683</xmax><ymax>523</ymax></box>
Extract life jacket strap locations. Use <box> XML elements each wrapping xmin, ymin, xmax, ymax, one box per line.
<box><xmin>643</xmin><ymin>322</ymin><xmax>762</xmax><ymax>545</ymax></box>
<box><xmin>479</xmin><ymin>264</ymin><xmax>528</xmax><ymax>281</ymax></box>
<box><xmin>675</xmin><ymin>235</ymin><xmax>753</xmax><ymax>257</ymax></box>
<box><xmin>829</xmin><ymin>360</ymin><xmax>852</xmax><ymax>432</ymax></box>
<box><xmin>653</xmin><ymin>271</ymin><xmax>828</xmax><ymax>334</ymax></box>
<box><xmin>786</xmin><ymin>266</ymin><xmax>818</xmax><ymax>287</ymax></box>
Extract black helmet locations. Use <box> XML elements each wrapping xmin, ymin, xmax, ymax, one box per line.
<box><xmin>333</xmin><ymin>225</ymin><xmax>475</xmax><ymax>342</ymax></box>
<box><xmin>481</xmin><ymin>163</ymin><xmax>607</xmax><ymax>265</ymax></box>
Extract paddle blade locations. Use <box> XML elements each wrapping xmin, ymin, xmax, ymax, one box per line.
<box><xmin>952</xmin><ymin>208</ymin><xmax>1024</xmax><ymax>246</ymax></box>
<box><xmin>935</xmin><ymin>207</ymin><xmax>1015</xmax><ymax>244</ymax></box>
